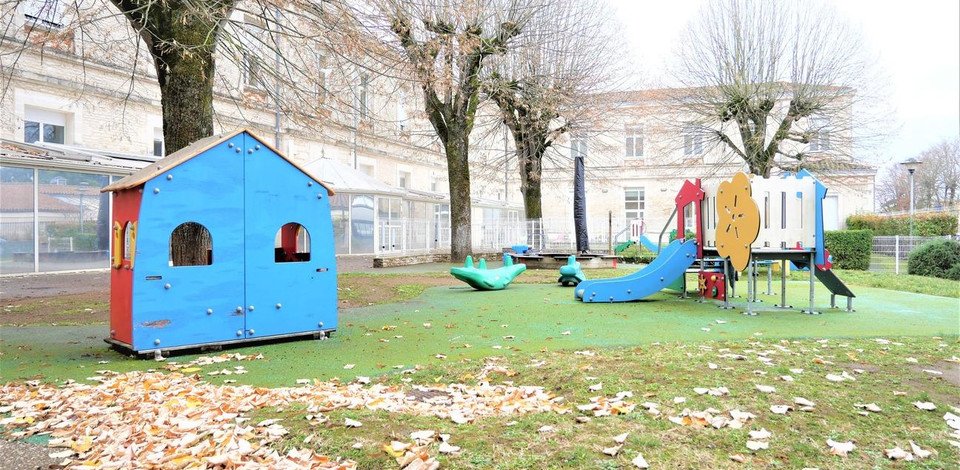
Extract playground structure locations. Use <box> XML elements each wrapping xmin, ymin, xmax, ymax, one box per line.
<box><xmin>102</xmin><ymin>129</ymin><xmax>338</xmax><ymax>354</ymax></box>
<box><xmin>450</xmin><ymin>254</ymin><xmax>527</xmax><ymax>290</ymax></box>
<box><xmin>576</xmin><ymin>171</ymin><xmax>855</xmax><ymax>314</ymax></box>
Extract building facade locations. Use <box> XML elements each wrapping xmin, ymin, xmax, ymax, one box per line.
<box><xmin>0</xmin><ymin>1</ymin><xmax>876</xmax><ymax>273</ymax></box>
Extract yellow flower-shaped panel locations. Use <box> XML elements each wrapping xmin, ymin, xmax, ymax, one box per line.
<box><xmin>716</xmin><ymin>172</ymin><xmax>760</xmax><ymax>271</ymax></box>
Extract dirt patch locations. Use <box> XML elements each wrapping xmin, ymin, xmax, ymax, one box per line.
<box><xmin>911</xmin><ymin>361</ymin><xmax>960</xmax><ymax>387</ymax></box>
<box><xmin>1</xmin><ymin>292</ymin><xmax>108</xmax><ymax>326</ymax></box>
<box><xmin>338</xmin><ymin>275</ymin><xmax>455</xmax><ymax>309</ymax></box>
<box><xmin>0</xmin><ymin>271</ymin><xmax>109</xmax><ymax>299</ymax></box>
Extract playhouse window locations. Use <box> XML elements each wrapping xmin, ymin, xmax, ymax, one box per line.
<box><xmin>275</xmin><ymin>223</ymin><xmax>311</xmax><ymax>262</ymax></box>
<box><xmin>169</xmin><ymin>222</ymin><xmax>213</xmax><ymax>267</ymax></box>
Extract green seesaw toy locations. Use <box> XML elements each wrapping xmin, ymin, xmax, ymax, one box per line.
<box><xmin>558</xmin><ymin>255</ymin><xmax>587</xmax><ymax>286</ymax></box>
<box><xmin>450</xmin><ymin>254</ymin><xmax>526</xmax><ymax>290</ymax></box>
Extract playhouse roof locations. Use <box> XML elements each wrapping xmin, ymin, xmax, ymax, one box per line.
<box><xmin>302</xmin><ymin>157</ymin><xmax>405</xmax><ymax>196</ymax></box>
<box><xmin>101</xmin><ymin>129</ymin><xmax>334</xmax><ymax>195</ymax></box>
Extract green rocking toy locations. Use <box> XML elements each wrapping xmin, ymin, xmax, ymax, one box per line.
<box><xmin>450</xmin><ymin>254</ymin><xmax>526</xmax><ymax>290</ymax></box>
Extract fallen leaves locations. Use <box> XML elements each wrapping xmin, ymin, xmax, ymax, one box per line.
<box><xmin>631</xmin><ymin>452</ymin><xmax>649</xmax><ymax>468</ymax></box>
<box><xmin>693</xmin><ymin>386</ymin><xmax>730</xmax><ymax>397</ymax></box>
<box><xmin>769</xmin><ymin>405</ymin><xmax>792</xmax><ymax>415</ymax></box>
<box><xmin>669</xmin><ymin>408</ymin><xmax>756</xmax><ymax>430</ymax></box>
<box><xmin>0</xmin><ymin>369</ymin><xmax>569</xmax><ymax>469</ymax></box>
<box><xmin>883</xmin><ymin>441</ymin><xmax>935</xmax><ymax>461</ymax></box>
<box><xmin>793</xmin><ymin>397</ymin><xmax>816</xmax><ymax>411</ymax></box>
<box><xmin>854</xmin><ymin>403</ymin><xmax>881</xmax><ymax>415</ymax></box>
<box><xmin>827</xmin><ymin>438</ymin><xmax>856</xmax><ymax>457</ymax></box>
<box><xmin>754</xmin><ymin>384</ymin><xmax>776</xmax><ymax>394</ymax></box>
<box><xmin>825</xmin><ymin>371</ymin><xmax>856</xmax><ymax>383</ymax></box>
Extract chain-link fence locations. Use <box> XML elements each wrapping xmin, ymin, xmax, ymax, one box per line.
<box><xmin>870</xmin><ymin>235</ymin><xmax>957</xmax><ymax>273</ymax></box>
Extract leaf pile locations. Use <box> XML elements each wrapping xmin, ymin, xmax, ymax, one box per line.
<box><xmin>0</xmin><ymin>369</ymin><xmax>565</xmax><ymax>468</ymax></box>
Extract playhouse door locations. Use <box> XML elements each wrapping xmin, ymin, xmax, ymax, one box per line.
<box><xmin>241</xmin><ymin>136</ymin><xmax>338</xmax><ymax>339</ymax></box>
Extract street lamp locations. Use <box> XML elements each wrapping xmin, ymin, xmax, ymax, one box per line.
<box><xmin>899</xmin><ymin>158</ymin><xmax>922</xmax><ymax>237</ymax></box>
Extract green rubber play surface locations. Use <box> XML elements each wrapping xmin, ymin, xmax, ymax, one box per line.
<box><xmin>2</xmin><ymin>280</ymin><xmax>957</xmax><ymax>387</ymax></box>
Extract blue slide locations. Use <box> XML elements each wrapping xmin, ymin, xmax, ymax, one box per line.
<box><xmin>575</xmin><ymin>239</ymin><xmax>698</xmax><ymax>302</ymax></box>
<box><xmin>638</xmin><ymin>234</ymin><xmax>660</xmax><ymax>253</ymax></box>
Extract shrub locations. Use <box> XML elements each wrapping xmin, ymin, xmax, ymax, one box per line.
<box><xmin>847</xmin><ymin>213</ymin><xmax>958</xmax><ymax>236</ymax></box>
<box><xmin>824</xmin><ymin>229</ymin><xmax>872</xmax><ymax>270</ymax></box>
<box><xmin>908</xmin><ymin>239</ymin><xmax>960</xmax><ymax>280</ymax></box>
<box><xmin>618</xmin><ymin>244</ymin><xmax>656</xmax><ymax>264</ymax></box>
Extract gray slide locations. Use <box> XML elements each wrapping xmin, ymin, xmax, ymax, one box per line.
<box><xmin>815</xmin><ymin>268</ymin><xmax>855</xmax><ymax>298</ymax></box>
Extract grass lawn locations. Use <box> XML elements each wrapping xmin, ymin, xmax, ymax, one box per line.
<box><xmin>1</xmin><ymin>266</ymin><xmax>958</xmax><ymax>468</ymax></box>
<box><xmin>249</xmin><ymin>336</ymin><xmax>958</xmax><ymax>469</ymax></box>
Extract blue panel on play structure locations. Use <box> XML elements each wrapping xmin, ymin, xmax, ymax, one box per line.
<box><xmin>783</xmin><ymin>169</ymin><xmax>827</xmax><ymax>266</ymax></box>
<box><xmin>242</xmin><ymin>133</ymin><xmax>338</xmax><ymax>339</ymax></box>
<box><xmin>131</xmin><ymin>136</ymin><xmax>247</xmax><ymax>351</ymax></box>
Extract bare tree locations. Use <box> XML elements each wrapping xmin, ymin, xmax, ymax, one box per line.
<box><xmin>484</xmin><ymin>0</ymin><xmax>624</xmax><ymax>220</ymax></box>
<box><xmin>336</xmin><ymin>0</ymin><xmax>530</xmax><ymax>259</ymax></box>
<box><xmin>108</xmin><ymin>0</ymin><xmax>237</xmax><ymax>153</ymax></box>
<box><xmin>878</xmin><ymin>137</ymin><xmax>960</xmax><ymax>212</ymax></box>
<box><xmin>669</xmin><ymin>0</ymin><xmax>884</xmax><ymax>177</ymax></box>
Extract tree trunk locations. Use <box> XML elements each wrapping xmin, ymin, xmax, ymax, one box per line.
<box><xmin>110</xmin><ymin>0</ymin><xmax>229</xmax><ymax>154</ymax></box>
<box><xmin>521</xmin><ymin>176</ymin><xmax>542</xmax><ymax>220</ymax></box>
<box><xmin>156</xmin><ymin>49</ymin><xmax>216</xmax><ymax>154</ymax></box>
<box><xmin>445</xmin><ymin>132</ymin><xmax>472</xmax><ymax>261</ymax></box>
<box><xmin>517</xmin><ymin>140</ymin><xmax>543</xmax><ymax>220</ymax></box>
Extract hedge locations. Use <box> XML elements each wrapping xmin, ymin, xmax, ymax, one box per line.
<box><xmin>618</xmin><ymin>244</ymin><xmax>656</xmax><ymax>264</ymax></box>
<box><xmin>824</xmin><ymin>229</ymin><xmax>872</xmax><ymax>270</ymax></box>
<box><xmin>908</xmin><ymin>239</ymin><xmax>960</xmax><ymax>280</ymax></box>
<box><xmin>846</xmin><ymin>213</ymin><xmax>958</xmax><ymax>236</ymax></box>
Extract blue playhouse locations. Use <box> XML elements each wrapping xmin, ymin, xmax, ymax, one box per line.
<box><xmin>102</xmin><ymin>129</ymin><xmax>338</xmax><ymax>354</ymax></box>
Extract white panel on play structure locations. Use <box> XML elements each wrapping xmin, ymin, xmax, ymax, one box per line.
<box><xmin>700</xmin><ymin>175</ymin><xmax>817</xmax><ymax>251</ymax></box>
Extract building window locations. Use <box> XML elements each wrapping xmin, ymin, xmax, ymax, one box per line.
<box><xmin>625</xmin><ymin>127</ymin><xmax>643</xmax><ymax>157</ymax></box>
<box><xmin>398</xmin><ymin>170</ymin><xmax>411</xmax><ymax>189</ymax></box>
<box><xmin>624</xmin><ymin>187</ymin><xmax>645</xmax><ymax>221</ymax></box>
<box><xmin>357</xmin><ymin>73</ymin><xmax>369</xmax><ymax>119</ymax></box>
<box><xmin>397</xmin><ymin>88</ymin><xmax>408</xmax><ymax>132</ymax></box>
<box><xmin>570</xmin><ymin>136</ymin><xmax>588</xmax><ymax>159</ymax></box>
<box><xmin>152</xmin><ymin>127</ymin><xmax>164</xmax><ymax>157</ymax></box>
<box><xmin>275</xmin><ymin>222</ymin><xmax>311</xmax><ymax>262</ymax></box>
<box><xmin>170</xmin><ymin>222</ymin><xmax>213</xmax><ymax>267</ymax></box>
<box><xmin>243</xmin><ymin>52</ymin><xmax>262</xmax><ymax>89</ymax></box>
<box><xmin>24</xmin><ymin>0</ymin><xmax>65</xmax><ymax>29</ymax></box>
<box><xmin>683</xmin><ymin>125</ymin><xmax>704</xmax><ymax>156</ymax></box>
<box><xmin>242</xmin><ymin>17</ymin><xmax>264</xmax><ymax>90</ymax></box>
<box><xmin>810</xmin><ymin>117</ymin><xmax>831</xmax><ymax>151</ymax></box>
<box><xmin>23</xmin><ymin>107</ymin><xmax>67</xmax><ymax>144</ymax></box>
<box><xmin>358</xmin><ymin>163</ymin><xmax>375</xmax><ymax>177</ymax></box>
<box><xmin>316</xmin><ymin>52</ymin><xmax>330</xmax><ymax>104</ymax></box>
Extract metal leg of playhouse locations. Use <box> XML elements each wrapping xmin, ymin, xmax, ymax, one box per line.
<box><xmin>846</xmin><ymin>296</ymin><xmax>854</xmax><ymax>312</ymax></box>
<box><xmin>766</xmin><ymin>263</ymin><xmax>774</xmax><ymax>295</ymax></box>
<box><xmin>720</xmin><ymin>258</ymin><xmax>733</xmax><ymax>309</ymax></box>
<box><xmin>803</xmin><ymin>251</ymin><xmax>819</xmax><ymax>315</ymax></box>
<box><xmin>830</xmin><ymin>293</ymin><xmax>836</xmax><ymax>309</ymax></box>
<box><xmin>744</xmin><ymin>259</ymin><xmax>756</xmax><ymax>316</ymax></box>
<box><xmin>773</xmin><ymin>259</ymin><xmax>790</xmax><ymax>309</ymax></box>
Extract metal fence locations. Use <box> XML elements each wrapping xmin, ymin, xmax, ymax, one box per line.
<box><xmin>870</xmin><ymin>235</ymin><xmax>957</xmax><ymax>273</ymax></box>
<box><xmin>371</xmin><ymin>216</ymin><xmax>636</xmax><ymax>256</ymax></box>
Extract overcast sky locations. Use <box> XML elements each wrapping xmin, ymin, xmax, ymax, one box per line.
<box><xmin>609</xmin><ymin>0</ymin><xmax>960</xmax><ymax>167</ymax></box>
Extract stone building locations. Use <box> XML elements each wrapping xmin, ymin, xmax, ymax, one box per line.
<box><xmin>0</xmin><ymin>1</ymin><xmax>875</xmax><ymax>272</ymax></box>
